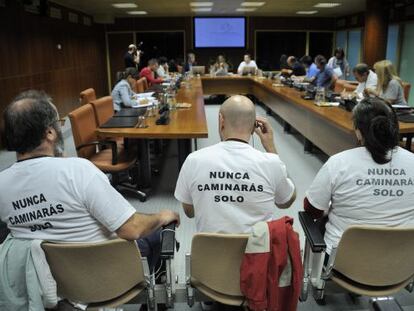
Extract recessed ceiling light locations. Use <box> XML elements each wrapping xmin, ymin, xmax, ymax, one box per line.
<box><xmin>296</xmin><ymin>10</ymin><xmax>318</xmax><ymax>14</ymax></box>
<box><xmin>236</xmin><ymin>7</ymin><xmax>257</xmax><ymax>11</ymax></box>
<box><xmin>314</xmin><ymin>3</ymin><xmax>341</xmax><ymax>8</ymax></box>
<box><xmin>191</xmin><ymin>7</ymin><xmax>212</xmax><ymax>12</ymax></box>
<box><xmin>241</xmin><ymin>2</ymin><xmax>265</xmax><ymax>7</ymax></box>
<box><xmin>190</xmin><ymin>2</ymin><xmax>213</xmax><ymax>6</ymax></box>
<box><xmin>112</xmin><ymin>3</ymin><xmax>138</xmax><ymax>8</ymax></box>
<box><xmin>127</xmin><ymin>10</ymin><xmax>148</xmax><ymax>15</ymax></box>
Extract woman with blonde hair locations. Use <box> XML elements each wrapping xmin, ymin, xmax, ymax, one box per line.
<box><xmin>365</xmin><ymin>60</ymin><xmax>407</xmax><ymax>105</ymax></box>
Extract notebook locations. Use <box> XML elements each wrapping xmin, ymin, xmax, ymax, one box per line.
<box><xmin>115</xmin><ymin>108</ymin><xmax>146</xmax><ymax>117</ymax></box>
<box><xmin>100</xmin><ymin>116</ymin><xmax>138</xmax><ymax>128</ymax></box>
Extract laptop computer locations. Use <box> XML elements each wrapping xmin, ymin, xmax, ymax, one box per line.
<box><xmin>115</xmin><ymin>108</ymin><xmax>146</xmax><ymax>117</ymax></box>
<box><xmin>100</xmin><ymin>116</ymin><xmax>138</xmax><ymax>128</ymax></box>
<box><xmin>192</xmin><ymin>66</ymin><xmax>205</xmax><ymax>75</ymax></box>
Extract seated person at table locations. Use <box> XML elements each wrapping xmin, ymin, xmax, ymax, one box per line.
<box><xmin>280</xmin><ymin>54</ymin><xmax>289</xmax><ymax>70</ymax></box>
<box><xmin>140</xmin><ymin>58</ymin><xmax>164</xmax><ymax>87</ymax></box>
<box><xmin>174</xmin><ymin>95</ymin><xmax>296</xmax><ymax>233</ymax></box>
<box><xmin>156</xmin><ymin>56</ymin><xmax>169</xmax><ymax>79</ymax></box>
<box><xmin>300</xmin><ymin>55</ymin><xmax>320</xmax><ymax>80</ymax></box>
<box><xmin>212</xmin><ymin>54</ymin><xmax>229</xmax><ymax>76</ymax></box>
<box><xmin>0</xmin><ymin>90</ymin><xmax>180</xmax><ymax>270</ymax></box>
<box><xmin>313</xmin><ymin>55</ymin><xmax>337</xmax><ymax>89</ymax></box>
<box><xmin>304</xmin><ymin>98</ymin><xmax>414</xmax><ymax>255</ymax></box>
<box><xmin>352</xmin><ymin>63</ymin><xmax>377</xmax><ymax>99</ymax></box>
<box><xmin>111</xmin><ymin>67</ymin><xmax>139</xmax><ymax>111</ymax></box>
<box><xmin>184</xmin><ymin>52</ymin><xmax>196</xmax><ymax>73</ymax></box>
<box><xmin>365</xmin><ymin>60</ymin><xmax>407</xmax><ymax>106</ymax></box>
<box><xmin>287</xmin><ymin>56</ymin><xmax>306</xmax><ymax>77</ymax></box>
<box><xmin>237</xmin><ymin>53</ymin><xmax>258</xmax><ymax>75</ymax></box>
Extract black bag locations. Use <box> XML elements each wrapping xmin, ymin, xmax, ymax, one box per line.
<box><xmin>396</xmin><ymin>110</ymin><xmax>414</xmax><ymax>123</ymax></box>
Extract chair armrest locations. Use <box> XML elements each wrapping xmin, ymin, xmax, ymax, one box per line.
<box><xmin>0</xmin><ymin>221</ymin><xmax>10</xmax><ymax>244</ymax></box>
<box><xmin>160</xmin><ymin>222</ymin><xmax>177</xmax><ymax>259</ymax></box>
<box><xmin>299</xmin><ymin>211</ymin><xmax>326</xmax><ymax>252</ymax></box>
<box><xmin>76</xmin><ymin>140</ymin><xmax>118</xmax><ymax>165</ymax></box>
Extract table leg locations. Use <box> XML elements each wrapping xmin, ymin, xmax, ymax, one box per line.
<box><xmin>304</xmin><ymin>139</ymin><xmax>314</xmax><ymax>153</ymax></box>
<box><xmin>284</xmin><ymin>122</ymin><xmax>292</xmax><ymax>133</ymax></box>
<box><xmin>178</xmin><ymin>139</ymin><xmax>192</xmax><ymax>169</ymax></box>
<box><xmin>138</xmin><ymin>139</ymin><xmax>152</xmax><ymax>188</ymax></box>
<box><xmin>266</xmin><ymin>107</ymin><xmax>272</xmax><ymax>115</ymax></box>
<box><xmin>404</xmin><ymin>134</ymin><xmax>413</xmax><ymax>151</ymax></box>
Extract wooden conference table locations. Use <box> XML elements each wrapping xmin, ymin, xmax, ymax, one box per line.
<box><xmin>97</xmin><ymin>78</ymin><xmax>208</xmax><ymax>187</ymax></box>
<box><xmin>203</xmin><ymin>76</ymin><xmax>414</xmax><ymax>155</ymax></box>
<box><xmin>96</xmin><ymin>75</ymin><xmax>414</xmax><ymax>187</ymax></box>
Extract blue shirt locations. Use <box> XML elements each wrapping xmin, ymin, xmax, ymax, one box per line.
<box><xmin>111</xmin><ymin>79</ymin><xmax>136</xmax><ymax>111</ymax></box>
<box><xmin>315</xmin><ymin>66</ymin><xmax>334</xmax><ymax>88</ymax></box>
<box><xmin>307</xmin><ymin>63</ymin><xmax>319</xmax><ymax>79</ymax></box>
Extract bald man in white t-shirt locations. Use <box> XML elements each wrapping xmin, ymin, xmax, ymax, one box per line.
<box><xmin>175</xmin><ymin>95</ymin><xmax>296</xmax><ymax>234</ymax></box>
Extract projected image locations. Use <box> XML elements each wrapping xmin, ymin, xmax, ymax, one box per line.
<box><xmin>194</xmin><ymin>17</ymin><xmax>246</xmax><ymax>48</ymax></box>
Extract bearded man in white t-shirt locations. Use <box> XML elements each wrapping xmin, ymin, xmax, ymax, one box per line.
<box><xmin>0</xmin><ymin>90</ymin><xmax>179</xmax><ymax>268</ymax></box>
<box><xmin>174</xmin><ymin>95</ymin><xmax>296</xmax><ymax>234</ymax></box>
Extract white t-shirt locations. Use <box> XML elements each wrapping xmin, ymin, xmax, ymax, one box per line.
<box><xmin>174</xmin><ymin>141</ymin><xmax>295</xmax><ymax>233</ymax></box>
<box><xmin>237</xmin><ymin>60</ymin><xmax>258</xmax><ymax>75</ymax></box>
<box><xmin>156</xmin><ymin>65</ymin><xmax>168</xmax><ymax>78</ymax></box>
<box><xmin>306</xmin><ymin>147</ymin><xmax>414</xmax><ymax>254</ymax></box>
<box><xmin>0</xmin><ymin>157</ymin><xmax>136</xmax><ymax>242</ymax></box>
<box><xmin>355</xmin><ymin>70</ymin><xmax>378</xmax><ymax>96</ymax></box>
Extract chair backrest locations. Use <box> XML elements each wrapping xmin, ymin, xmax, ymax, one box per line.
<box><xmin>344</xmin><ymin>83</ymin><xmax>357</xmax><ymax>92</ymax></box>
<box><xmin>42</xmin><ymin>239</ymin><xmax>145</xmax><ymax>303</ymax></box>
<box><xmin>142</xmin><ymin>77</ymin><xmax>149</xmax><ymax>91</ymax></box>
<box><xmin>90</xmin><ymin>96</ymin><xmax>114</xmax><ymax>126</ymax></box>
<box><xmin>130</xmin><ymin>79</ymin><xmax>138</xmax><ymax>93</ymax></box>
<box><xmin>68</xmin><ymin>104</ymin><xmax>98</xmax><ymax>159</ymax></box>
<box><xmin>136</xmin><ymin>77</ymin><xmax>146</xmax><ymax>93</ymax></box>
<box><xmin>191</xmin><ymin>233</ymin><xmax>249</xmax><ymax>297</ymax></box>
<box><xmin>334</xmin><ymin>79</ymin><xmax>347</xmax><ymax>93</ymax></box>
<box><xmin>79</xmin><ymin>88</ymin><xmax>96</xmax><ymax>106</ymax></box>
<box><xmin>334</xmin><ymin>226</ymin><xmax>414</xmax><ymax>287</ymax></box>
<box><xmin>402</xmin><ymin>82</ymin><xmax>411</xmax><ymax>102</ymax></box>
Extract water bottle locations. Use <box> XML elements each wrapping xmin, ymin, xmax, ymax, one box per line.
<box><xmin>316</xmin><ymin>87</ymin><xmax>325</xmax><ymax>104</ymax></box>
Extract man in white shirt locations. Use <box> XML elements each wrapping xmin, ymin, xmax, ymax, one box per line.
<box><xmin>156</xmin><ymin>56</ymin><xmax>169</xmax><ymax>79</ymax></box>
<box><xmin>237</xmin><ymin>53</ymin><xmax>258</xmax><ymax>75</ymax></box>
<box><xmin>353</xmin><ymin>63</ymin><xmax>377</xmax><ymax>98</ymax></box>
<box><xmin>174</xmin><ymin>95</ymin><xmax>296</xmax><ymax>233</ymax></box>
<box><xmin>0</xmin><ymin>90</ymin><xmax>179</xmax><ymax>268</ymax></box>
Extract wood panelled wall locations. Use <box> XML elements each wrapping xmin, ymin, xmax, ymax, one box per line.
<box><xmin>0</xmin><ymin>2</ymin><xmax>107</xmax><ymax>143</ymax></box>
<box><xmin>105</xmin><ymin>16</ymin><xmax>335</xmax><ymax>68</ymax></box>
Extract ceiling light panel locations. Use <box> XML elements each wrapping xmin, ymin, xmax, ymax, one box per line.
<box><xmin>112</xmin><ymin>3</ymin><xmax>138</xmax><ymax>8</ymax></box>
<box><xmin>296</xmin><ymin>10</ymin><xmax>318</xmax><ymax>14</ymax></box>
<box><xmin>314</xmin><ymin>3</ymin><xmax>341</xmax><ymax>8</ymax></box>
<box><xmin>191</xmin><ymin>7</ymin><xmax>212</xmax><ymax>12</ymax></box>
<box><xmin>127</xmin><ymin>10</ymin><xmax>148</xmax><ymax>14</ymax></box>
<box><xmin>190</xmin><ymin>2</ymin><xmax>213</xmax><ymax>6</ymax></box>
<box><xmin>236</xmin><ymin>8</ymin><xmax>257</xmax><ymax>12</ymax></box>
<box><xmin>241</xmin><ymin>2</ymin><xmax>265</xmax><ymax>6</ymax></box>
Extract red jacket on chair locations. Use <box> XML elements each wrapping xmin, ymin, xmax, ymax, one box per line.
<box><xmin>240</xmin><ymin>217</ymin><xmax>303</xmax><ymax>311</ymax></box>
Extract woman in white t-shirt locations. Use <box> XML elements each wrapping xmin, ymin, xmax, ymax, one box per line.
<box><xmin>305</xmin><ymin>98</ymin><xmax>414</xmax><ymax>254</ymax></box>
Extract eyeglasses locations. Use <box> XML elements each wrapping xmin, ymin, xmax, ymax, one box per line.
<box><xmin>50</xmin><ymin>118</ymin><xmax>66</xmax><ymax>127</ymax></box>
<box><xmin>58</xmin><ymin>118</ymin><xmax>66</xmax><ymax>126</ymax></box>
